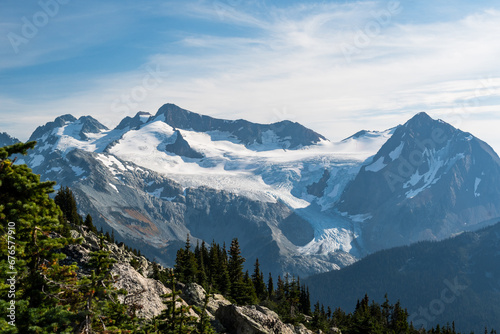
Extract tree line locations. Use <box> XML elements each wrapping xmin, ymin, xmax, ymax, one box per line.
<box><xmin>169</xmin><ymin>234</ymin><xmax>311</xmax><ymax>324</ymax></box>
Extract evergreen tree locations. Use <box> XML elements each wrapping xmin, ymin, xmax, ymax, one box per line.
<box><xmin>158</xmin><ymin>271</ymin><xmax>198</xmax><ymax>333</ymax></box>
<box><xmin>228</xmin><ymin>238</ymin><xmax>244</xmax><ymax>282</ymax></box>
<box><xmin>0</xmin><ymin>142</ymin><xmax>78</xmax><ymax>332</ymax></box>
<box><xmin>195</xmin><ymin>288</ymin><xmax>216</xmax><ymax>334</ymax></box>
<box><xmin>55</xmin><ymin>186</ymin><xmax>82</xmax><ymax>225</ymax></box>
<box><xmin>228</xmin><ymin>238</ymin><xmax>247</xmax><ymax>303</ymax></box>
<box><xmin>196</xmin><ymin>246</ymin><xmax>208</xmax><ymax>289</ymax></box>
<box><xmin>216</xmin><ymin>256</ymin><xmax>231</xmax><ymax>296</ymax></box>
<box><xmin>267</xmin><ymin>272</ymin><xmax>274</xmax><ymax>299</ymax></box>
<box><xmin>84</xmin><ymin>213</ymin><xmax>97</xmax><ymax>233</ymax></box>
<box><xmin>251</xmin><ymin>258</ymin><xmax>267</xmax><ymax>301</ymax></box>
<box><xmin>76</xmin><ymin>238</ymin><xmax>131</xmax><ymax>333</ymax></box>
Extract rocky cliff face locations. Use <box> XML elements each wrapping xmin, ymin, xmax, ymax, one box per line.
<box><xmin>64</xmin><ymin>226</ymin><xmax>168</xmax><ymax>318</ymax></box>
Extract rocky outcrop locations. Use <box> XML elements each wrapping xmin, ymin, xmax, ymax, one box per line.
<box><xmin>112</xmin><ymin>262</ymin><xmax>168</xmax><ymax>318</ymax></box>
<box><xmin>62</xmin><ymin>226</ymin><xmax>170</xmax><ymax>318</ymax></box>
<box><xmin>215</xmin><ymin>304</ymin><xmax>315</xmax><ymax>334</ymax></box>
<box><xmin>181</xmin><ymin>283</ymin><xmax>231</xmax><ymax>317</ymax></box>
<box><xmin>60</xmin><ymin>227</ymin><xmax>321</xmax><ymax>332</ymax></box>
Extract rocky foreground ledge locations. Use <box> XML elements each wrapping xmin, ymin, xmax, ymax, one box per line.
<box><xmin>63</xmin><ymin>226</ymin><xmax>341</xmax><ymax>334</ymax></box>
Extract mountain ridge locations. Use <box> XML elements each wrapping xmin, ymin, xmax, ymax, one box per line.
<box><xmin>337</xmin><ymin>111</ymin><xmax>500</xmax><ymax>252</ymax></box>
<box><xmin>8</xmin><ymin>105</ymin><xmax>500</xmax><ymax>279</ymax></box>
<box><xmin>304</xmin><ymin>221</ymin><xmax>500</xmax><ymax>333</ymax></box>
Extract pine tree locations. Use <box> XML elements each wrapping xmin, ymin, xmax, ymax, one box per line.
<box><xmin>0</xmin><ymin>142</ymin><xmax>79</xmax><ymax>332</ymax></box>
<box><xmin>55</xmin><ymin>186</ymin><xmax>82</xmax><ymax>225</ymax></box>
<box><xmin>267</xmin><ymin>272</ymin><xmax>274</xmax><ymax>299</ymax></box>
<box><xmin>184</xmin><ymin>235</ymin><xmax>198</xmax><ymax>283</ymax></box>
<box><xmin>158</xmin><ymin>271</ymin><xmax>198</xmax><ymax>333</ymax></box>
<box><xmin>217</xmin><ymin>256</ymin><xmax>231</xmax><ymax>296</ymax></box>
<box><xmin>195</xmin><ymin>287</ymin><xmax>216</xmax><ymax>334</ymax></box>
<box><xmin>252</xmin><ymin>258</ymin><xmax>267</xmax><ymax>301</ymax></box>
<box><xmin>207</xmin><ymin>241</ymin><xmax>220</xmax><ymax>289</ymax></box>
<box><xmin>228</xmin><ymin>238</ymin><xmax>244</xmax><ymax>282</ymax></box>
<box><xmin>196</xmin><ymin>246</ymin><xmax>208</xmax><ymax>289</ymax></box>
<box><xmin>75</xmin><ymin>236</ymin><xmax>131</xmax><ymax>333</ymax></box>
<box><xmin>228</xmin><ymin>238</ymin><xmax>246</xmax><ymax>303</ymax></box>
<box><xmin>84</xmin><ymin>213</ymin><xmax>97</xmax><ymax>233</ymax></box>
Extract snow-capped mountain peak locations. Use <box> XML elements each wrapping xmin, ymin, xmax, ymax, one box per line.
<box><xmin>153</xmin><ymin>103</ymin><xmax>327</xmax><ymax>151</ymax></box>
<box><xmin>338</xmin><ymin>112</ymin><xmax>500</xmax><ymax>253</ymax></box>
<box><xmin>13</xmin><ymin>106</ymin><xmax>500</xmax><ymax>278</ymax></box>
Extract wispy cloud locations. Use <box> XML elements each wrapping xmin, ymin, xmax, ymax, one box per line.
<box><xmin>1</xmin><ymin>1</ymin><xmax>500</xmax><ymax>152</ymax></box>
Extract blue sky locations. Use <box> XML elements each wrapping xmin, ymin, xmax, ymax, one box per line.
<box><xmin>1</xmin><ymin>0</ymin><xmax>500</xmax><ymax>152</ymax></box>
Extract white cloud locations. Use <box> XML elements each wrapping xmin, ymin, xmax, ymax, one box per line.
<box><xmin>2</xmin><ymin>2</ymin><xmax>500</xmax><ymax>154</ymax></box>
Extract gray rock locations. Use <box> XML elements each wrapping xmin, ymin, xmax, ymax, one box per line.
<box><xmin>215</xmin><ymin>304</ymin><xmax>313</xmax><ymax>334</ymax></box>
<box><xmin>181</xmin><ymin>282</ymin><xmax>231</xmax><ymax>328</ymax></box>
<box><xmin>112</xmin><ymin>262</ymin><xmax>168</xmax><ymax>319</ymax></box>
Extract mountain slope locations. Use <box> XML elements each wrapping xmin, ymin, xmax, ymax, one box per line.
<box><xmin>304</xmin><ymin>221</ymin><xmax>500</xmax><ymax>333</ymax></box>
<box><xmin>155</xmin><ymin>103</ymin><xmax>327</xmax><ymax>150</ymax></box>
<box><xmin>338</xmin><ymin>112</ymin><xmax>500</xmax><ymax>252</ymax></box>
<box><xmin>0</xmin><ymin>132</ymin><xmax>19</xmax><ymax>146</ymax></box>
<box><xmin>20</xmin><ymin>105</ymin><xmax>389</xmax><ymax>277</ymax></box>
<box><xmin>14</xmin><ymin>106</ymin><xmax>500</xmax><ymax>279</ymax></box>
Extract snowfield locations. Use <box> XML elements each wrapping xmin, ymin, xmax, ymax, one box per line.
<box><xmin>31</xmin><ymin>111</ymin><xmax>395</xmax><ymax>259</ymax></box>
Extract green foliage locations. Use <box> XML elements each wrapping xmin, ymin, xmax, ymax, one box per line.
<box><xmin>55</xmin><ymin>186</ymin><xmax>82</xmax><ymax>225</ymax></box>
<box><xmin>0</xmin><ymin>142</ymin><xmax>76</xmax><ymax>332</ymax></box>
<box><xmin>158</xmin><ymin>271</ymin><xmax>198</xmax><ymax>333</ymax></box>
<box><xmin>74</xmin><ymin>237</ymin><xmax>134</xmax><ymax>333</ymax></box>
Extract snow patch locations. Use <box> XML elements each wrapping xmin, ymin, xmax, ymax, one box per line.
<box><xmin>388</xmin><ymin>142</ymin><xmax>404</xmax><ymax>161</ymax></box>
<box><xmin>108</xmin><ymin>183</ymin><xmax>118</xmax><ymax>192</ymax></box>
<box><xmin>96</xmin><ymin>154</ymin><xmax>126</xmax><ymax>174</ymax></box>
<box><xmin>30</xmin><ymin>155</ymin><xmax>45</xmax><ymax>168</ymax></box>
<box><xmin>349</xmin><ymin>213</ymin><xmax>373</xmax><ymax>223</ymax></box>
<box><xmin>474</xmin><ymin>177</ymin><xmax>481</xmax><ymax>197</ymax></box>
<box><xmin>149</xmin><ymin>187</ymin><xmax>164</xmax><ymax>198</ymax></box>
<box><xmin>71</xmin><ymin>165</ymin><xmax>85</xmax><ymax>176</ymax></box>
<box><xmin>139</xmin><ymin>114</ymin><xmax>150</xmax><ymax>123</ymax></box>
<box><xmin>365</xmin><ymin>156</ymin><xmax>386</xmax><ymax>172</ymax></box>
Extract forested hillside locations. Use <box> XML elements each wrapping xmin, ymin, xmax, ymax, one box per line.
<box><xmin>305</xmin><ymin>224</ymin><xmax>500</xmax><ymax>333</ymax></box>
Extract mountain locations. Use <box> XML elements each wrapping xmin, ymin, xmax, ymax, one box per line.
<box><xmin>19</xmin><ymin>104</ymin><xmax>391</xmax><ymax>278</ymax></box>
<box><xmin>337</xmin><ymin>112</ymin><xmax>500</xmax><ymax>252</ymax></box>
<box><xmin>12</xmin><ymin>105</ymin><xmax>500</xmax><ymax>279</ymax></box>
<box><xmin>155</xmin><ymin>103</ymin><xmax>327</xmax><ymax>150</ymax></box>
<box><xmin>0</xmin><ymin>132</ymin><xmax>19</xmax><ymax>146</ymax></box>
<box><xmin>304</xmin><ymin>221</ymin><xmax>500</xmax><ymax>333</ymax></box>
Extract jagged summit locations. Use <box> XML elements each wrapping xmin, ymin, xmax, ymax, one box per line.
<box><xmin>78</xmin><ymin>116</ymin><xmax>109</xmax><ymax>140</ymax></box>
<box><xmin>29</xmin><ymin>114</ymin><xmax>77</xmax><ymax>141</ymax></box>
<box><xmin>338</xmin><ymin>112</ymin><xmax>500</xmax><ymax>253</ymax></box>
<box><xmin>405</xmin><ymin>111</ymin><xmax>433</xmax><ymax>124</ymax></box>
<box><xmin>29</xmin><ymin>114</ymin><xmax>108</xmax><ymax>141</ymax></box>
<box><xmin>0</xmin><ymin>132</ymin><xmax>19</xmax><ymax>146</ymax></box>
<box><xmin>115</xmin><ymin>111</ymin><xmax>152</xmax><ymax>130</ymax></box>
<box><xmin>154</xmin><ymin>103</ymin><xmax>326</xmax><ymax>149</ymax></box>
